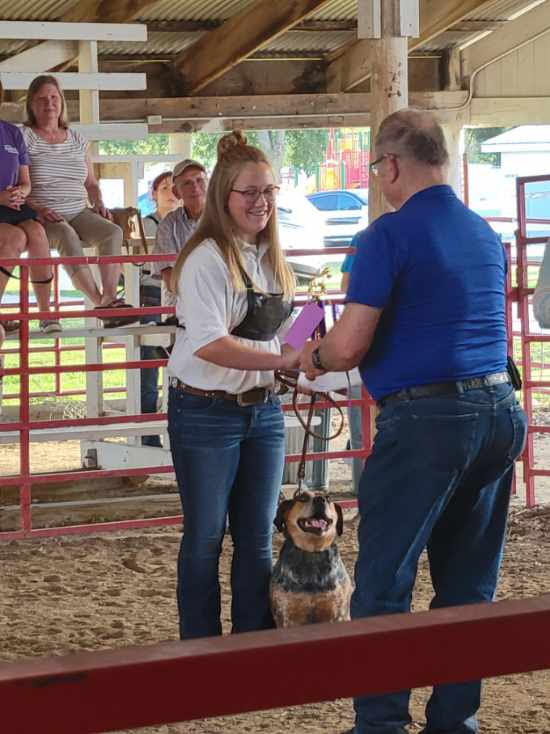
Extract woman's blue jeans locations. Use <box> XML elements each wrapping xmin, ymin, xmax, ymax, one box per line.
<box><xmin>167</xmin><ymin>386</ymin><xmax>285</xmax><ymax>640</ymax></box>
<box><xmin>351</xmin><ymin>383</ymin><xmax>527</xmax><ymax>734</ymax></box>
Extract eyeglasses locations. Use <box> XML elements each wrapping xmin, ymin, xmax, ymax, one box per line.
<box><xmin>231</xmin><ymin>186</ymin><xmax>280</xmax><ymax>203</ymax></box>
<box><xmin>179</xmin><ymin>175</ymin><xmax>207</xmax><ymax>190</ymax></box>
<box><xmin>369</xmin><ymin>153</ymin><xmax>397</xmax><ymax>176</ymax></box>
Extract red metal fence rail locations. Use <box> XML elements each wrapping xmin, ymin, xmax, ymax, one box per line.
<box><xmin>0</xmin><ymin>250</ymin><xmax>373</xmax><ymax>540</ymax></box>
<box><xmin>1</xmin><ymin>594</ymin><xmax>549</xmax><ymax>734</ymax></box>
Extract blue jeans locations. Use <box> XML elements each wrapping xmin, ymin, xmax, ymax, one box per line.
<box><xmin>168</xmin><ymin>386</ymin><xmax>285</xmax><ymax>640</ymax></box>
<box><xmin>140</xmin><ymin>284</ymin><xmax>161</xmax><ymax>448</ymax></box>
<box><xmin>351</xmin><ymin>383</ymin><xmax>527</xmax><ymax>734</ymax></box>
<box><xmin>347</xmin><ymin>384</ymin><xmax>365</xmax><ymax>495</ymax></box>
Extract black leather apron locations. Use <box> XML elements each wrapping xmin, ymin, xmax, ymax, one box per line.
<box><xmin>230</xmin><ymin>268</ymin><xmax>292</xmax><ymax>342</ymax></box>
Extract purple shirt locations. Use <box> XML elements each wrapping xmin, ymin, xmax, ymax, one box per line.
<box><xmin>0</xmin><ymin>121</ymin><xmax>29</xmax><ymax>192</ymax></box>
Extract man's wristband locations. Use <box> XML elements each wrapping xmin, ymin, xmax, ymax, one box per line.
<box><xmin>311</xmin><ymin>347</ymin><xmax>326</xmax><ymax>371</ymax></box>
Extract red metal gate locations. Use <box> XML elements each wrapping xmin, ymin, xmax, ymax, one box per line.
<box><xmin>515</xmin><ymin>174</ymin><xmax>550</xmax><ymax>506</ymax></box>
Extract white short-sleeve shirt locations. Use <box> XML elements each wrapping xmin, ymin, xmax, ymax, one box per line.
<box><xmin>167</xmin><ymin>238</ymin><xmax>285</xmax><ymax>393</ymax></box>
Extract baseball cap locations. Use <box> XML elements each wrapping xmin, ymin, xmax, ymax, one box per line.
<box><xmin>172</xmin><ymin>159</ymin><xmax>206</xmax><ymax>179</ymax></box>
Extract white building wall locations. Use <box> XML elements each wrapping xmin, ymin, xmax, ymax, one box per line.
<box><xmin>474</xmin><ymin>35</ymin><xmax>550</xmax><ymax>98</ymax></box>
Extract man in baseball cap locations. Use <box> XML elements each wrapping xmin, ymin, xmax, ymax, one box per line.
<box><xmin>153</xmin><ymin>158</ymin><xmax>207</xmax><ymax>308</ymax></box>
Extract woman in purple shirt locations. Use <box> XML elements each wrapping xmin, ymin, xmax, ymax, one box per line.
<box><xmin>0</xmin><ymin>81</ymin><xmax>59</xmax><ymax>334</ymax></box>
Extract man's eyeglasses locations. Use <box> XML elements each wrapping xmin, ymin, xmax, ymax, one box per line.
<box><xmin>231</xmin><ymin>186</ymin><xmax>280</xmax><ymax>203</ymax></box>
<box><xmin>179</xmin><ymin>176</ymin><xmax>207</xmax><ymax>190</ymax></box>
<box><xmin>369</xmin><ymin>153</ymin><xmax>397</xmax><ymax>176</ymax></box>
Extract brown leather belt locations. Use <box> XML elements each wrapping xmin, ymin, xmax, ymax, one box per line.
<box><xmin>378</xmin><ymin>371</ymin><xmax>510</xmax><ymax>407</ymax></box>
<box><xmin>169</xmin><ymin>377</ymin><xmax>272</xmax><ymax>406</ymax></box>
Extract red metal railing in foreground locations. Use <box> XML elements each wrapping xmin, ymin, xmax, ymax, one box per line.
<box><xmin>0</xmin><ymin>594</ymin><xmax>549</xmax><ymax>734</ymax></box>
<box><xmin>0</xmin><ymin>250</ymin><xmax>374</xmax><ymax>540</ymax></box>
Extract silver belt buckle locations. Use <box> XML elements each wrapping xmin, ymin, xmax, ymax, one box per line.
<box><xmin>170</xmin><ymin>377</ymin><xmax>181</xmax><ymax>389</ymax></box>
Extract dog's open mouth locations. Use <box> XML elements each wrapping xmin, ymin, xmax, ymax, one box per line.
<box><xmin>297</xmin><ymin>516</ymin><xmax>333</xmax><ymax>535</ymax></box>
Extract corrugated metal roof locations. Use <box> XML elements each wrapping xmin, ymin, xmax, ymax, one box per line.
<box><xmin>0</xmin><ymin>0</ymin><xmax>547</xmax><ymax>59</ymax></box>
<box><xmin>99</xmin><ymin>28</ymin><xmax>354</xmax><ymax>58</ymax></box>
<box><xmin>461</xmin><ymin>0</ymin><xmax>545</xmax><ymax>20</ymax></box>
<box><xmin>137</xmin><ymin>0</ymin><xmax>256</xmax><ymax>22</ymax></box>
<box><xmin>99</xmin><ymin>31</ymin><xmax>200</xmax><ymax>57</ymax></box>
<box><xmin>0</xmin><ymin>0</ymin><xmax>72</xmax><ymax>19</ymax></box>
<box><xmin>262</xmin><ymin>30</ymin><xmax>354</xmax><ymax>53</ymax></box>
<box><xmin>135</xmin><ymin>0</ymin><xmax>358</xmax><ymax>22</ymax></box>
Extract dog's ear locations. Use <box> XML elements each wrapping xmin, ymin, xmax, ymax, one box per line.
<box><xmin>274</xmin><ymin>500</ymin><xmax>294</xmax><ymax>532</ymax></box>
<box><xmin>334</xmin><ymin>503</ymin><xmax>344</xmax><ymax>536</ymax></box>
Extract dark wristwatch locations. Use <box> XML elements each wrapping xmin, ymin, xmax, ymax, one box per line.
<box><xmin>311</xmin><ymin>347</ymin><xmax>326</xmax><ymax>371</ymax></box>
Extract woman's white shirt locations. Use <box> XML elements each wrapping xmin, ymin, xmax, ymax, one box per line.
<box><xmin>167</xmin><ymin>238</ymin><xmax>284</xmax><ymax>393</ymax></box>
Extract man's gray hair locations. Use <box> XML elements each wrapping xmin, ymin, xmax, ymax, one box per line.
<box><xmin>375</xmin><ymin>108</ymin><xmax>449</xmax><ymax>166</ymax></box>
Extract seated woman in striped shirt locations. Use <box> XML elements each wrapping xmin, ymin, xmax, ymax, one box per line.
<box><xmin>23</xmin><ymin>75</ymin><xmax>135</xmax><ymax>328</ymax></box>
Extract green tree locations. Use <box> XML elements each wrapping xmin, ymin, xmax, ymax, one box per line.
<box><xmin>285</xmin><ymin>129</ymin><xmax>329</xmax><ymax>175</ymax></box>
<box><xmin>99</xmin><ymin>135</ymin><xmax>169</xmax><ymax>156</ymax></box>
<box><xmin>191</xmin><ymin>131</ymin><xmax>259</xmax><ymax>169</ymax></box>
<box><xmin>464</xmin><ymin>127</ymin><xmax>512</xmax><ymax>166</ymax></box>
<box><xmin>191</xmin><ymin>129</ymin><xmax>329</xmax><ymax>178</ymax></box>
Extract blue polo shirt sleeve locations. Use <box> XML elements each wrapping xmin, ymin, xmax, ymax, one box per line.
<box><xmin>340</xmin><ymin>253</ymin><xmax>354</xmax><ymax>273</ymax></box>
<box><xmin>346</xmin><ymin>217</ymin><xmax>402</xmax><ymax>308</ymax></box>
<box><xmin>340</xmin><ymin>232</ymin><xmax>362</xmax><ymax>273</ymax></box>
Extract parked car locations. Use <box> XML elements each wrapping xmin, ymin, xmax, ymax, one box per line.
<box><xmin>277</xmin><ymin>191</ymin><xmax>332</xmax><ymax>281</ymax></box>
<box><xmin>307</xmin><ymin>189</ymin><xmax>369</xmax><ymax>246</ymax></box>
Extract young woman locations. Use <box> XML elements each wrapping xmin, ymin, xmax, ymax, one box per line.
<box><xmin>23</xmin><ymin>75</ymin><xmax>135</xmax><ymax>327</ymax></box>
<box><xmin>0</xmin><ymin>80</ymin><xmax>59</xmax><ymax>333</ymax></box>
<box><xmin>168</xmin><ymin>131</ymin><xmax>299</xmax><ymax>639</ymax></box>
<box><xmin>140</xmin><ymin>171</ymin><xmax>179</xmax><ymax>448</ymax></box>
<box><xmin>142</xmin><ymin>171</ymin><xmax>180</xmax><ymax>237</ymax></box>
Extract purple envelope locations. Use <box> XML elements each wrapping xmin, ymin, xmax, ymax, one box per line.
<box><xmin>284</xmin><ymin>301</ymin><xmax>325</xmax><ymax>350</ymax></box>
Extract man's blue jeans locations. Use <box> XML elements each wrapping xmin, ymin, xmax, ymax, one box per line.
<box><xmin>347</xmin><ymin>384</ymin><xmax>365</xmax><ymax>495</ymax></box>
<box><xmin>351</xmin><ymin>383</ymin><xmax>527</xmax><ymax>734</ymax></box>
<box><xmin>167</xmin><ymin>386</ymin><xmax>285</xmax><ymax>640</ymax></box>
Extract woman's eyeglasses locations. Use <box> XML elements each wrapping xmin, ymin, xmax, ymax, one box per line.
<box><xmin>231</xmin><ymin>186</ymin><xmax>280</xmax><ymax>203</ymax></box>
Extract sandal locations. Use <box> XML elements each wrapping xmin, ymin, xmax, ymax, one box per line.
<box><xmin>2</xmin><ymin>320</ymin><xmax>20</xmax><ymax>333</ymax></box>
<box><xmin>94</xmin><ymin>299</ymin><xmax>139</xmax><ymax>328</ymax></box>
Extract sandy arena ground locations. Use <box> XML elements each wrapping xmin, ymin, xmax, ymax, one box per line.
<box><xmin>1</xmin><ymin>503</ymin><xmax>550</xmax><ymax>733</ymax></box>
<box><xmin>1</xmin><ymin>411</ymin><xmax>550</xmax><ymax>733</ymax></box>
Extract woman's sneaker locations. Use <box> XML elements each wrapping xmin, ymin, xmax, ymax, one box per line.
<box><xmin>39</xmin><ymin>319</ymin><xmax>62</xmax><ymax>334</ymax></box>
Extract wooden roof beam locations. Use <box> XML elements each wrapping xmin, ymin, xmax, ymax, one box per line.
<box><xmin>327</xmin><ymin>0</ymin><xmax>490</xmax><ymax>91</ymax></box>
<box><xmin>62</xmin><ymin>0</ymin><xmax>159</xmax><ymax>23</ymax></box>
<box><xmin>148</xmin><ymin>19</ymin><xmax>357</xmax><ymax>33</ymax></box>
<box><xmin>173</xmin><ymin>0</ymin><xmax>333</xmax><ymax>95</ymax></box>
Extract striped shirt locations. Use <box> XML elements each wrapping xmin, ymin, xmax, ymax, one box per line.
<box><xmin>22</xmin><ymin>127</ymin><xmax>89</xmax><ymax>221</ymax></box>
<box><xmin>154</xmin><ymin>206</ymin><xmax>200</xmax><ymax>308</ymax></box>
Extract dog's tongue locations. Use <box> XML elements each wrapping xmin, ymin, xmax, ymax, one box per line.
<box><xmin>307</xmin><ymin>518</ymin><xmax>327</xmax><ymax>529</ymax></box>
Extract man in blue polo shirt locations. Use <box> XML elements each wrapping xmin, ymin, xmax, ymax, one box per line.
<box><xmin>300</xmin><ymin>108</ymin><xmax>527</xmax><ymax>734</ymax></box>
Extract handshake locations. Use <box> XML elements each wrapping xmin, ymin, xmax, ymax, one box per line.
<box><xmin>280</xmin><ymin>340</ymin><xmax>325</xmax><ymax>382</ymax></box>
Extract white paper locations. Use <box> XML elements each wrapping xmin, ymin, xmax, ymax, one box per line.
<box><xmin>297</xmin><ymin>368</ymin><xmax>363</xmax><ymax>393</ymax></box>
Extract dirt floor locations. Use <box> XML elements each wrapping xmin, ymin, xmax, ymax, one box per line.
<box><xmin>1</xmin><ymin>504</ymin><xmax>550</xmax><ymax>733</ymax></box>
<box><xmin>1</xmin><ymin>411</ymin><xmax>550</xmax><ymax>732</ymax></box>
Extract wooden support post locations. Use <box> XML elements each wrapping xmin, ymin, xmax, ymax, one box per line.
<box><xmin>78</xmin><ymin>41</ymin><xmax>100</xmax><ymax>128</ymax></box>
<box><xmin>367</xmin><ymin>0</ymin><xmax>418</xmax><ymax>223</ymax></box>
<box><xmin>365</xmin><ymin>0</ymin><xmax>418</xmax><ymax>435</ymax></box>
<box><xmin>78</xmin><ymin>40</ymin><xmax>103</xmax><ymax>423</ymax></box>
<box><xmin>442</xmin><ymin>119</ymin><xmax>464</xmax><ymax>199</ymax></box>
